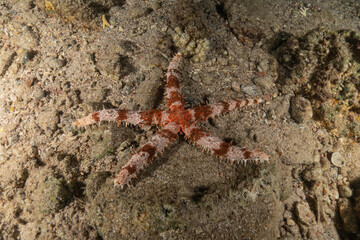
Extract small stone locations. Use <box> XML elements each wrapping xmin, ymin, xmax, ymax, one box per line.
<box><xmin>33</xmin><ymin>88</ymin><xmax>45</xmax><ymax>100</ymax></box>
<box><xmin>134</xmin><ymin>67</ymin><xmax>163</xmax><ymax>109</ymax></box>
<box><xmin>338</xmin><ymin>185</ymin><xmax>353</xmax><ymax>198</ymax></box>
<box><xmin>0</xmin><ymin>48</ymin><xmax>16</xmax><ymax>76</ymax></box>
<box><xmin>302</xmin><ymin>165</ymin><xmax>322</xmax><ymax>182</ymax></box>
<box><xmin>268</xmin><ymin>96</ymin><xmax>290</xmax><ymax>119</ymax></box>
<box><xmin>286</xmin><ymin>218</ymin><xmax>296</xmax><ymax>226</ymax></box>
<box><xmin>241</xmin><ymin>84</ymin><xmax>259</xmax><ymax>96</ymax></box>
<box><xmin>22</xmin><ymin>50</ymin><xmax>37</xmax><ymax>65</ymax></box>
<box><xmin>150</xmin><ymin>0</ymin><xmax>161</xmax><ymax>10</ymax></box>
<box><xmin>331</xmin><ymin>152</ymin><xmax>344</xmax><ymax>167</ymax></box>
<box><xmin>295</xmin><ymin>201</ymin><xmax>316</xmax><ymax>226</ymax></box>
<box><xmin>253</xmin><ymin>75</ymin><xmax>274</xmax><ymax>92</ymax></box>
<box><xmin>231</xmin><ymin>81</ymin><xmax>241</xmax><ymax>92</ymax></box>
<box><xmin>290</xmin><ymin>96</ymin><xmax>313</xmax><ymax>123</ymax></box>
<box><xmin>16</xmin><ymin>26</ymin><xmax>39</xmax><ymax>49</ymax></box>
<box><xmin>45</xmin><ymin>57</ymin><xmax>66</xmax><ymax>70</ymax></box>
<box><xmin>257</xmin><ymin>59</ymin><xmax>269</xmax><ymax>72</ymax></box>
<box><xmin>38</xmin><ymin>176</ymin><xmax>71</xmax><ymax>214</ymax></box>
<box><xmin>96</xmin><ymin>52</ymin><xmax>133</xmax><ymax>80</ymax></box>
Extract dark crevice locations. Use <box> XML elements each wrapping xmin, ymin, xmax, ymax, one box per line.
<box><xmin>215</xmin><ymin>2</ymin><xmax>228</xmax><ymax>21</ymax></box>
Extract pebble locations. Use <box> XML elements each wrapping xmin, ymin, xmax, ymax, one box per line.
<box><xmin>257</xmin><ymin>59</ymin><xmax>269</xmax><ymax>72</ymax></box>
<box><xmin>252</xmin><ymin>75</ymin><xmax>274</xmax><ymax>92</ymax></box>
<box><xmin>295</xmin><ymin>201</ymin><xmax>316</xmax><ymax>226</ymax></box>
<box><xmin>37</xmin><ymin>176</ymin><xmax>71</xmax><ymax>214</ymax></box>
<box><xmin>286</xmin><ymin>218</ymin><xmax>296</xmax><ymax>226</ymax></box>
<box><xmin>0</xmin><ymin>48</ymin><xmax>16</xmax><ymax>76</ymax></box>
<box><xmin>22</xmin><ymin>50</ymin><xmax>37</xmax><ymax>65</ymax></box>
<box><xmin>16</xmin><ymin>26</ymin><xmax>39</xmax><ymax>49</ymax></box>
<box><xmin>33</xmin><ymin>88</ymin><xmax>45</xmax><ymax>100</ymax></box>
<box><xmin>241</xmin><ymin>84</ymin><xmax>259</xmax><ymax>96</ymax></box>
<box><xmin>231</xmin><ymin>81</ymin><xmax>241</xmax><ymax>92</ymax></box>
<box><xmin>268</xmin><ymin>96</ymin><xmax>290</xmax><ymax>119</ymax></box>
<box><xmin>46</xmin><ymin>57</ymin><xmax>66</xmax><ymax>70</ymax></box>
<box><xmin>290</xmin><ymin>96</ymin><xmax>313</xmax><ymax>123</ymax></box>
<box><xmin>302</xmin><ymin>164</ymin><xmax>322</xmax><ymax>182</ymax></box>
<box><xmin>338</xmin><ymin>185</ymin><xmax>353</xmax><ymax>198</ymax></box>
<box><xmin>134</xmin><ymin>67</ymin><xmax>163</xmax><ymax>109</ymax></box>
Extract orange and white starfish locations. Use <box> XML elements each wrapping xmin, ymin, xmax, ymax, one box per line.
<box><xmin>75</xmin><ymin>53</ymin><xmax>269</xmax><ymax>188</ymax></box>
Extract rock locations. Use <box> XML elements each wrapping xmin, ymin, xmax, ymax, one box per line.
<box><xmin>338</xmin><ymin>185</ymin><xmax>353</xmax><ymax>198</ymax></box>
<box><xmin>290</xmin><ymin>96</ymin><xmax>313</xmax><ymax>123</ymax></box>
<box><xmin>134</xmin><ymin>67</ymin><xmax>163</xmax><ymax>109</ymax></box>
<box><xmin>241</xmin><ymin>84</ymin><xmax>259</xmax><ymax>96</ymax></box>
<box><xmin>252</xmin><ymin>75</ymin><xmax>275</xmax><ymax>92</ymax></box>
<box><xmin>96</xmin><ymin>52</ymin><xmax>134</xmax><ymax>80</ymax></box>
<box><xmin>15</xmin><ymin>26</ymin><xmax>39</xmax><ymax>50</ymax></box>
<box><xmin>295</xmin><ymin>201</ymin><xmax>316</xmax><ymax>226</ymax></box>
<box><xmin>37</xmin><ymin>176</ymin><xmax>71</xmax><ymax>214</ymax></box>
<box><xmin>0</xmin><ymin>48</ymin><xmax>16</xmax><ymax>76</ymax></box>
<box><xmin>268</xmin><ymin>96</ymin><xmax>290</xmax><ymax>119</ymax></box>
<box><xmin>231</xmin><ymin>81</ymin><xmax>241</xmax><ymax>92</ymax></box>
<box><xmin>22</xmin><ymin>50</ymin><xmax>37</xmax><ymax>65</ymax></box>
<box><xmin>45</xmin><ymin>57</ymin><xmax>66</xmax><ymax>70</ymax></box>
<box><xmin>302</xmin><ymin>164</ymin><xmax>322</xmax><ymax>182</ymax></box>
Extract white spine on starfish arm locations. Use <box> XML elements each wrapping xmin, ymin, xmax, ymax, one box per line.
<box><xmin>165</xmin><ymin>53</ymin><xmax>182</xmax><ymax>78</ymax></box>
<box><xmin>125</xmin><ymin>112</ymin><xmax>142</xmax><ymax>124</ymax></box>
<box><xmin>98</xmin><ymin>109</ymin><xmax>121</xmax><ymax>121</ymax></box>
<box><xmin>114</xmin><ymin>123</ymin><xmax>180</xmax><ymax>187</ymax></box>
<box><xmin>74</xmin><ymin>115</ymin><xmax>97</xmax><ymax>126</ymax></box>
<box><xmin>226</xmin><ymin>147</ymin><xmax>270</xmax><ymax>163</ymax></box>
<box><xmin>183</xmin><ymin>125</ymin><xmax>269</xmax><ymax>163</ymax></box>
<box><xmin>75</xmin><ymin>109</ymin><xmax>126</xmax><ymax>126</ymax></box>
<box><xmin>166</xmin><ymin>70</ymin><xmax>180</xmax><ymax>80</ymax></box>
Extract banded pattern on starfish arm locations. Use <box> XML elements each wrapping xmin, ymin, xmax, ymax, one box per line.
<box><xmin>75</xmin><ymin>52</ymin><xmax>269</xmax><ymax>188</ymax></box>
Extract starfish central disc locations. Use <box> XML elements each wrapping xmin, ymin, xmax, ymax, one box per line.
<box><xmin>168</xmin><ymin>109</ymin><xmax>193</xmax><ymax>130</ymax></box>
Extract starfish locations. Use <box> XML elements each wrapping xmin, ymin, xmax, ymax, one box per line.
<box><xmin>75</xmin><ymin>53</ymin><xmax>270</xmax><ymax>188</ymax></box>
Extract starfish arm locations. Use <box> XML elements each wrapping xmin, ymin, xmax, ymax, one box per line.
<box><xmin>188</xmin><ymin>97</ymin><xmax>264</xmax><ymax>123</ymax></box>
<box><xmin>183</xmin><ymin>125</ymin><xmax>269</xmax><ymax>163</ymax></box>
<box><xmin>75</xmin><ymin>109</ymin><xmax>169</xmax><ymax>127</ymax></box>
<box><xmin>165</xmin><ymin>53</ymin><xmax>185</xmax><ymax>111</ymax></box>
<box><xmin>114</xmin><ymin>122</ymin><xmax>180</xmax><ymax>187</ymax></box>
